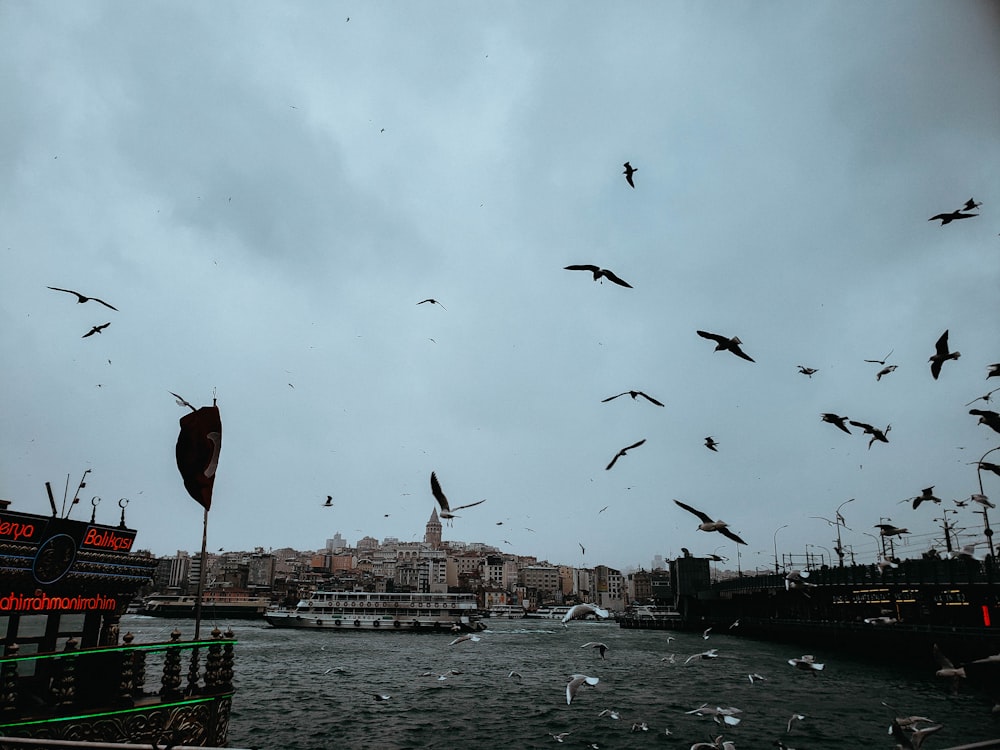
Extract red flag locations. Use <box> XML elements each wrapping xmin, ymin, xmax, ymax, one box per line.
<box><xmin>175</xmin><ymin>404</ymin><xmax>222</xmax><ymax>511</ymax></box>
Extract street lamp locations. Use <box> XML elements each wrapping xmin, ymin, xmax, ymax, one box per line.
<box><xmin>773</xmin><ymin>524</ymin><xmax>788</xmax><ymax>574</ymax></box>
<box><xmin>974</xmin><ymin>446</ymin><xmax>999</xmax><ymax>559</ymax></box>
<box><xmin>811</xmin><ymin>498</ymin><xmax>854</xmax><ymax>568</ymax></box>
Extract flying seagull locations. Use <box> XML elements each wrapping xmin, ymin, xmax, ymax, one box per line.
<box><xmin>82</xmin><ymin>322</ymin><xmax>111</xmax><ymax>338</ymax></box>
<box><xmin>565</xmin><ymin>674</ymin><xmax>599</xmax><ymax>705</ymax></box>
<box><xmin>581</xmin><ymin>642</ymin><xmax>609</xmax><ymax>660</ymax></box>
<box><xmin>47</xmin><ymin>286</ymin><xmax>118</xmax><ymax>311</ymax></box>
<box><xmin>429</xmin><ymin>472</ymin><xmax>486</xmax><ymax>522</ymax></box>
<box><xmin>962</xmin><ymin>198</ymin><xmax>982</xmax><ymax>211</ymax></box>
<box><xmin>605</xmin><ymin>438</ymin><xmax>646</xmax><ymax>470</ymax></box>
<box><xmin>168</xmin><ymin>391</ymin><xmax>196</xmax><ymax>411</ymax></box>
<box><xmin>564</xmin><ymin>265</ymin><xmax>633</xmax><ymax>288</ymax></box>
<box><xmin>965</xmin><ymin>387</ymin><xmax>1000</xmax><ymax>406</ymax></box>
<box><xmin>849</xmin><ymin>420</ymin><xmax>891</xmax><ymax>448</ymax></box>
<box><xmin>704</xmin><ymin>436</ymin><xmax>719</xmax><ymax>452</ymax></box>
<box><xmin>416</xmin><ymin>299</ymin><xmax>446</xmax><ymax>310</ymax></box>
<box><xmin>561</xmin><ymin>603</ymin><xmax>610</xmax><ymax>625</ymax></box>
<box><xmin>929</xmin><ymin>330</ymin><xmax>960</xmax><ymax>379</ymax></box>
<box><xmin>865</xmin><ymin>348</ymin><xmax>894</xmax><ymax>365</ymax></box>
<box><xmin>875</xmin><ymin>523</ymin><xmax>909</xmax><ymax>537</ymax></box>
<box><xmin>976</xmin><ymin>461</ymin><xmax>1000</xmax><ymax>478</ymax></box>
<box><xmin>970</xmin><ymin>409</ymin><xmax>1000</xmax><ymax>434</ymax></box>
<box><xmin>821</xmin><ymin>413</ymin><xmax>852</xmax><ymax>434</ymax></box>
<box><xmin>623</xmin><ymin>161</ymin><xmax>637</xmax><ymax>188</ymax></box>
<box><xmin>910</xmin><ymin>487</ymin><xmax>942</xmax><ymax>510</ymax></box>
<box><xmin>323</xmin><ymin>495</ymin><xmax>333</xmax><ymax>507</ymax></box>
<box><xmin>696</xmin><ymin>330</ymin><xmax>755</xmax><ymax>362</ymax></box>
<box><xmin>797</xmin><ymin>366</ymin><xmax>818</xmax><ymax>378</ymax></box>
<box><xmin>876</xmin><ymin>364</ymin><xmax>898</xmax><ymax>381</ymax></box>
<box><xmin>602</xmin><ymin>390</ymin><xmax>664</xmax><ymax>407</ymax></box>
<box><xmin>928</xmin><ymin>209</ymin><xmax>978</xmax><ymax>225</ymax></box>
<box><xmin>988</xmin><ymin>363</ymin><xmax>1000</xmax><ymax>379</ymax></box>
<box><xmin>673</xmin><ymin>499</ymin><xmax>747</xmax><ymax>545</ymax></box>
<box><xmin>788</xmin><ymin>655</ymin><xmax>824</xmax><ymax>672</ymax></box>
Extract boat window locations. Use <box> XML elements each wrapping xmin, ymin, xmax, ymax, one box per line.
<box><xmin>59</xmin><ymin>613</ymin><xmax>85</xmax><ymax>633</ymax></box>
<box><xmin>14</xmin><ymin>642</ymin><xmax>39</xmax><ymax>677</ymax></box>
<box><xmin>16</xmin><ymin>614</ymin><xmax>47</xmax><ymax>639</ymax></box>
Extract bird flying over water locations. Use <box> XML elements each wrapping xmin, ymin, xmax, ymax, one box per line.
<box><xmin>821</xmin><ymin>413</ymin><xmax>852</xmax><ymax>434</ymax></box>
<box><xmin>561</xmin><ymin>603</ymin><xmax>610</xmax><ymax>625</ymax></box>
<box><xmin>430</xmin><ymin>472</ymin><xmax>486</xmax><ymax>522</ymax></box>
<box><xmin>788</xmin><ymin>655</ymin><xmax>824</xmax><ymax>672</ymax></box>
<box><xmin>82</xmin><ymin>322</ymin><xmax>110</xmax><ymax>338</ymax></box>
<box><xmin>623</xmin><ymin>161</ymin><xmax>637</xmax><ymax>188</ymax></box>
<box><xmin>928</xmin><ymin>209</ymin><xmax>978</xmax><ymax>225</ymax></box>
<box><xmin>581</xmin><ymin>642</ymin><xmax>609</xmax><ymax>659</ymax></box>
<box><xmin>564</xmin><ymin>265</ymin><xmax>633</xmax><ymax>288</ymax></box>
<box><xmin>565</xmin><ymin>674</ymin><xmax>599</xmax><ymax>705</ymax></box>
<box><xmin>602</xmin><ymin>390</ymin><xmax>664</xmax><ymax>407</ymax></box>
<box><xmin>605</xmin><ymin>438</ymin><xmax>646</xmax><ymax>470</ymax></box>
<box><xmin>673</xmin><ymin>499</ymin><xmax>747</xmax><ymax>544</ymax></box>
<box><xmin>704</xmin><ymin>436</ymin><xmax>719</xmax><ymax>452</ymax></box>
<box><xmin>929</xmin><ymin>330</ymin><xmax>960</xmax><ymax>379</ymax></box>
<box><xmin>416</xmin><ymin>298</ymin><xmax>446</xmax><ymax>310</ymax></box>
<box><xmin>47</xmin><ymin>286</ymin><xmax>118</xmax><ymax>311</ymax></box>
<box><xmin>696</xmin><ymin>330</ymin><xmax>755</xmax><ymax>362</ymax></box>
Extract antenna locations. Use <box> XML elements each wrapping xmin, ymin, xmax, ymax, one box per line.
<box><xmin>45</xmin><ymin>482</ymin><xmax>57</xmax><ymax>516</ymax></box>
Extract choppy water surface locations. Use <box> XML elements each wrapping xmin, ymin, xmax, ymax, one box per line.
<box><xmin>125</xmin><ymin>617</ymin><xmax>998</xmax><ymax>749</ymax></box>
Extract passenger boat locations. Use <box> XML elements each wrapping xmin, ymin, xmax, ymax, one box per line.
<box><xmin>141</xmin><ymin>590</ymin><xmax>271</xmax><ymax>619</ymax></box>
<box><xmin>264</xmin><ymin>590</ymin><xmax>484</xmax><ymax>631</ymax></box>
<box><xmin>0</xmin><ymin>496</ymin><xmax>241</xmax><ymax>748</ymax></box>
<box><xmin>523</xmin><ymin>606</ymin><xmax>571</xmax><ymax>620</ymax></box>
<box><xmin>486</xmin><ymin>603</ymin><xmax>527</xmax><ymax>619</ymax></box>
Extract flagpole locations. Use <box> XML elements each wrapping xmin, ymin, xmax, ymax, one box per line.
<box><xmin>194</xmin><ymin>507</ymin><xmax>209</xmax><ymax>641</ymax></box>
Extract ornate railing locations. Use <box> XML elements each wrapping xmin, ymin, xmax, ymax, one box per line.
<box><xmin>0</xmin><ymin>626</ymin><xmax>235</xmax><ymax>741</ymax></box>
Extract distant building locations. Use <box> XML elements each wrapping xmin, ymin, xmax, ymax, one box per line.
<box><xmin>325</xmin><ymin>532</ymin><xmax>347</xmax><ymax>552</ymax></box>
<box><xmin>424</xmin><ymin>509</ymin><xmax>442</xmax><ymax>548</ymax></box>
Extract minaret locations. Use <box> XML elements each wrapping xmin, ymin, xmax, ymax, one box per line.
<box><xmin>425</xmin><ymin>507</ymin><xmax>442</xmax><ymax>548</ymax></box>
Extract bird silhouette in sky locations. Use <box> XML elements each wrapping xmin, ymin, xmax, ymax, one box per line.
<box><xmin>865</xmin><ymin>348</ymin><xmax>894</xmax><ymax>365</ymax></box>
<box><xmin>704</xmin><ymin>436</ymin><xmax>719</xmax><ymax>452</ymax></box>
<box><xmin>168</xmin><ymin>391</ymin><xmax>196</xmax><ymax>411</ymax></box>
<box><xmin>850</xmin><ymin>420</ymin><xmax>891</xmax><ymax>448</ymax></box>
<box><xmin>797</xmin><ymin>366</ymin><xmax>818</xmax><ymax>377</ymax></box>
<box><xmin>417</xmin><ymin>299</ymin><xmax>446</xmax><ymax>310</ymax></box>
<box><xmin>47</xmin><ymin>286</ymin><xmax>118</xmax><ymax>311</ymax></box>
<box><xmin>965</xmin><ymin>388</ymin><xmax>999</xmax><ymax>406</ymax></box>
<box><xmin>928</xmin><ymin>209</ymin><xmax>978</xmax><ymax>225</ymax></box>
<box><xmin>909</xmin><ymin>487</ymin><xmax>942</xmax><ymax>510</ymax></box>
<box><xmin>696</xmin><ymin>330</ymin><xmax>755</xmax><ymax>362</ymax></box>
<box><xmin>962</xmin><ymin>198</ymin><xmax>982</xmax><ymax>211</ymax></box>
<box><xmin>623</xmin><ymin>161</ymin><xmax>637</xmax><ymax>188</ymax></box>
<box><xmin>970</xmin><ymin>409</ymin><xmax>1000</xmax><ymax>434</ymax></box>
<box><xmin>673</xmin><ymin>499</ymin><xmax>747</xmax><ymax>545</ymax></box>
<box><xmin>876</xmin><ymin>364</ymin><xmax>898</xmax><ymax>381</ymax></box>
<box><xmin>602</xmin><ymin>390</ymin><xmax>664</xmax><ymax>407</ymax></box>
<box><xmin>929</xmin><ymin>330</ymin><xmax>960</xmax><ymax>380</ymax></box>
<box><xmin>605</xmin><ymin>439</ymin><xmax>646</xmax><ymax>470</ymax></box>
<box><xmin>82</xmin><ymin>322</ymin><xmax>110</xmax><ymax>338</ymax></box>
<box><xmin>430</xmin><ymin>471</ymin><xmax>485</xmax><ymax>523</ymax></box>
<box><xmin>821</xmin><ymin>413</ymin><xmax>852</xmax><ymax>434</ymax></box>
<box><xmin>323</xmin><ymin>495</ymin><xmax>333</xmax><ymax>507</ymax></box>
<box><xmin>987</xmin><ymin>363</ymin><xmax>1000</xmax><ymax>379</ymax></box>
<box><xmin>564</xmin><ymin>265</ymin><xmax>633</xmax><ymax>288</ymax></box>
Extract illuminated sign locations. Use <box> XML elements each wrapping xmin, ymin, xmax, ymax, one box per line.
<box><xmin>0</xmin><ymin>591</ymin><xmax>119</xmax><ymax>613</ymax></box>
<box><xmin>0</xmin><ymin>512</ymin><xmax>46</xmax><ymax>544</ymax></box>
<box><xmin>81</xmin><ymin>526</ymin><xmax>136</xmax><ymax>552</ymax></box>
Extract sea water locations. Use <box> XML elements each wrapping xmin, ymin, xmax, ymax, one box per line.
<box><xmin>123</xmin><ymin>617</ymin><xmax>999</xmax><ymax>749</ymax></box>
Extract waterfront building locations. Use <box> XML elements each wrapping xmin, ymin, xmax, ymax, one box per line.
<box><xmin>594</xmin><ymin>565</ymin><xmax>624</xmax><ymax>611</ymax></box>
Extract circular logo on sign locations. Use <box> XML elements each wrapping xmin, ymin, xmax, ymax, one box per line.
<box><xmin>33</xmin><ymin>534</ymin><xmax>77</xmax><ymax>585</ymax></box>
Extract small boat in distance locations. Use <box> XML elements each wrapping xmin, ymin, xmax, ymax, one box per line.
<box><xmin>264</xmin><ymin>590</ymin><xmax>485</xmax><ymax>631</ymax></box>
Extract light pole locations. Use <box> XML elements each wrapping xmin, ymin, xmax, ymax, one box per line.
<box><xmin>773</xmin><ymin>524</ymin><xmax>788</xmax><ymax>574</ymax></box>
<box><xmin>974</xmin><ymin>446</ymin><xmax>999</xmax><ymax>559</ymax></box>
<box><xmin>808</xmin><ymin>544</ymin><xmax>832</xmax><ymax>569</ymax></box>
<box><xmin>835</xmin><ymin>498</ymin><xmax>854</xmax><ymax>567</ymax></box>
<box><xmin>862</xmin><ymin>532</ymin><xmax>881</xmax><ymax>563</ymax></box>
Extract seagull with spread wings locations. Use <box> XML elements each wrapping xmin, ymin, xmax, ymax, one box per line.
<box><xmin>849</xmin><ymin>420</ymin><xmax>891</xmax><ymax>448</ymax></box>
<box><xmin>605</xmin><ymin>439</ymin><xmax>646</xmax><ymax>470</ymax></box>
<box><xmin>928</xmin><ymin>209</ymin><xmax>978</xmax><ymax>225</ymax></box>
<box><xmin>696</xmin><ymin>330</ymin><xmax>755</xmax><ymax>362</ymax></box>
<box><xmin>430</xmin><ymin>472</ymin><xmax>485</xmax><ymax>523</ymax></box>
<box><xmin>970</xmin><ymin>409</ymin><xmax>1000</xmax><ymax>434</ymax></box>
<box><xmin>673</xmin><ymin>499</ymin><xmax>747</xmax><ymax>545</ymax></box>
<box><xmin>564</xmin><ymin>264</ymin><xmax>633</xmax><ymax>288</ymax></box>
<box><xmin>821</xmin><ymin>413</ymin><xmax>852</xmax><ymax>434</ymax></box>
<box><xmin>82</xmin><ymin>322</ymin><xmax>111</xmax><ymax>338</ymax></box>
<box><xmin>416</xmin><ymin>298</ymin><xmax>446</xmax><ymax>310</ymax></box>
<box><xmin>47</xmin><ymin>286</ymin><xmax>118</xmax><ymax>311</ymax></box>
<box><xmin>601</xmin><ymin>390</ymin><xmax>664</xmax><ymax>407</ymax></box>
<box><xmin>622</xmin><ymin>161</ymin><xmax>637</xmax><ymax>188</ymax></box>
<box><xmin>928</xmin><ymin>330</ymin><xmax>960</xmax><ymax>380</ymax></box>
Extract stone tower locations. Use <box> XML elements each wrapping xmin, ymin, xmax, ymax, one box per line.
<box><xmin>424</xmin><ymin>507</ymin><xmax>442</xmax><ymax>548</ymax></box>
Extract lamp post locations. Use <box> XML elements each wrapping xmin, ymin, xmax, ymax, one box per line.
<box><xmin>808</xmin><ymin>544</ymin><xmax>832</xmax><ymax>569</ymax></box>
<box><xmin>773</xmin><ymin>524</ymin><xmax>788</xmax><ymax>574</ymax></box>
<box><xmin>835</xmin><ymin>498</ymin><xmax>854</xmax><ymax>567</ymax></box>
<box><xmin>974</xmin><ymin>446</ymin><xmax>999</xmax><ymax>559</ymax></box>
<box><xmin>862</xmin><ymin>532</ymin><xmax>881</xmax><ymax>563</ymax></box>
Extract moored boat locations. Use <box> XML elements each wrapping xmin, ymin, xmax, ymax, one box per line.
<box><xmin>0</xmin><ymin>495</ymin><xmax>242</xmax><ymax>748</ymax></box>
<box><xmin>264</xmin><ymin>590</ymin><xmax>484</xmax><ymax>631</ymax></box>
<box><xmin>141</xmin><ymin>590</ymin><xmax>271</xmax><ymax>619</ymax></box>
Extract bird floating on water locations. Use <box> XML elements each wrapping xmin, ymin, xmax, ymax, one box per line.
<box><xmin>928</xmin><ymin>330</ymin><xmax>960</xmax><ymax>380</ymax></box>
<box><xmin>564</xmin><ymin>264</ymin><xmax>633</xmax><ymax>288</ymax></box>
<box><xmin>448</xmin><ymin>634</ymin><xmax>481</xmax><ymax>646</ymax></box>
<box><xmin>673</xmin><ymin>499</ymin><xmax>747</xmax><ymax>544</ymax></box>
<box><xmin>696</xmin><ymin>330</ymin><xmax>755</xmax><ymax>362</ymax></box>
<box><xmin>622</xmin><ymin>161</ymin><xmax>637</xmax><ymax>188</ymax></box>
<box><xmin>602</xmin><ymin>390</ymin><xmax>664</xmax><ymax>407</ymax></box>
<box><xmin>47</xmin><ymin>286</ymin><xmax>118</xmax><ymax>311</ymax></box>
<box><xmin>605</xmin><ymin>439</ymin><xmax>646</xmax><ymax>470</ymax></box>
<box><xmin>430</xmin><ymin>472</ymin><xmax>485</xmax><ymax>524</ymax></box>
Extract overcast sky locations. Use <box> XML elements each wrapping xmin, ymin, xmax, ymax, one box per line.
<box><xmin>2</xmin><ymin>2</ymin><xmax>998</xmax><ymax>573</ymax></box>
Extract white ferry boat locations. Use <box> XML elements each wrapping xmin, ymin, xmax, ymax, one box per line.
<box><xmin>486</xmin><ymin>603</ymin><xmax>527</xmax><ymax>619</ymax></box>
<box><xmin>264</xmin><ymin>590</ymin><xmax>484</xmax><ymax>631</ymax></box>
<box><xmin>524</xmin><ymin>606</ymin><xmax>571</xmax><ymax>620</ymax></box>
